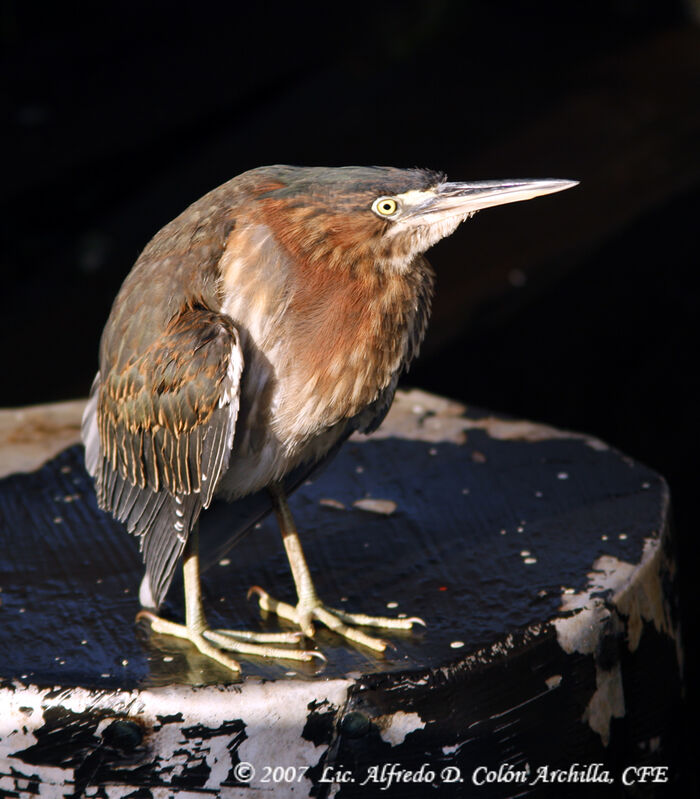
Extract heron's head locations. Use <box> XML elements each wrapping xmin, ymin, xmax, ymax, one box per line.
<box><xmin>249</xmin><ymin>165</ymin><xmax>577</xmax><ymax>273</ymax></box>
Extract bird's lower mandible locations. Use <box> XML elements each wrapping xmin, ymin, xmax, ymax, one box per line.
<box><xmin>81</xmin><ymin>164</ymin><xmax>577</xmax><ymax>674</ymax></box>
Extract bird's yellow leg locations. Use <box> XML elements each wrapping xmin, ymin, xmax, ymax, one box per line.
<box><xmin>249</xmin><ymin>485</ymin><xmax>425</xmax><ymax>653</ymax></box>
<box><xmin>138</xmin><ymin>525</ymin><xmax>324</xmax><ymax>672</ymax></box>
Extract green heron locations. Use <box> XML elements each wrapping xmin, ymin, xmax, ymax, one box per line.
<box><xmin>82</xmin><ymin>165</ymin><xmax>576</xmax><ymax>672</ymax></box>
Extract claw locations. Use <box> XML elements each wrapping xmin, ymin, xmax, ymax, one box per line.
<box><xmin>136</xmin><ymin>609</ymin><xmax>160</xmax><ymax>624</ymax></box>
<box><xmin>246</xmin><ymin>585</ymin><xmax>265</xmax><ymax>601</ymax></box>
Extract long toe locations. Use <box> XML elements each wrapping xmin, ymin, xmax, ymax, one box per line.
<box><xmin>247</xmin><ymin>589</ymin><xmax>425</xmax><ymax>653</ymax></box>
<box><xmin>137</xmin><ymin>610</ymin><xmax>323</xmax><ymax>670</ymax></box>
<box><xmin>312</xmin><ymin>606</ymin><xmax>391</xmax><ymax>652</ymax></box>
<box><xmin>209</xmin><ymin>628</ymin><xmax>305</xmax><ymax>644</ymax></box>
<box><xmin>202</xmin><ymin>629</ymin><xmax>325</xmax><ymax>662</ymax></box>
<box><xmin>326</xmin><ymin>607</ymin><xmax>426</xmax><ymax>630</ymax></box>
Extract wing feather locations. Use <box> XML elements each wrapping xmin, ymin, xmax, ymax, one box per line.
<box><xmin>82</xmin><ymin>303</ymin><xmax>244</xmax><ymax>606</ymax></box>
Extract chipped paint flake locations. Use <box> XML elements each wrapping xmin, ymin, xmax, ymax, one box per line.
<box><xmin>375</xmin><ymin>711</ymin><xmax>425</xmax><ymax>747</ymax></box>
<box><xmin>583</xmin><ymin>661</ymin><xmax>625</xmax><ymax>746</ymax></box>
<box><xmin>319</xmin><ymin>497</ymin><xmax>346</xmax><ymax>510</ymax></box>
<box><xmin>352</xmin><ymin>498</ymin><xmax>397</xmax><ymax>515</ymax></box>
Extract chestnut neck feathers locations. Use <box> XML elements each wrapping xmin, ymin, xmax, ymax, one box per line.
<box><xmin>254</xmin><ymin>174</ymin><xmax>435</xmax><ymax>414</ymax></box>
<box><xmin>215</xmin><ymin>168</ymin><xmax>438</xmax><ymax>441</ymax></box>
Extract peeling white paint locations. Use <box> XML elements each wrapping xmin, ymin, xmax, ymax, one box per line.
<box><xmin>375</xmin><ymin>710</ymin><xmax>425</xmax><ymax>747</ymax></box>
<box><xmin>462</xmin><ymin>416</ymin><xmax>609</xmax><ymax>451</ymax></box>
<box><xmin>0</xmin><ymin>679</ymin><xmax>352</xmax><ymax>798</ymax></box>
<box><xmin>357</xmin><ymin>388</ymin><xmax>468</xmax><ymax>443</ymax></box>
<box><xmin>553</xmin><ymin>539</ymin><xmax>673</xmax><ymax>657</ymax></box>
<box><xmin>615</xmin><ymin>538</ymin><xmax>676</xmax><ymax>654</ymax></box>
<box><xmin>583</xmin><ymin>662</ymin><xmax>625</xmax><ymax>747</ymax></box>
<box><xmin>552</xmin><ymin>558</ymin><xmax>630</xmax><ymax>747</ymax></box>
<box><xmin>553</xmin><ymin>559</ymin><xmax>629</xmax><ymax>656</ymax></box>
<box><xmin>552</xmin><ymin>536</ymin><xmax>678</xmax><ymax>746</ymax></box>
<box><xmin>95</xmin><ymin>786</ymin><xmax>144</xmax><ymax>798</ymax></box>
<box><xmin>0</xmin><ymin>399</ymin><xmax>87</xmax><ymax>478</ymax></box>
<box><xmin>230</xmin><ymin>680</ymin><xmax>348</xmax><ymax>794</ymax></box>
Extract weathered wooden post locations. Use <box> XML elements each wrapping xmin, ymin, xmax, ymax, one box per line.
<box><xmin>0</xmin><ymin>390</ymin><xmax>683</xmax><ymax>797</ymax></box>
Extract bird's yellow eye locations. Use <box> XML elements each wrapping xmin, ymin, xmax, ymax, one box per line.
<box><xmin>372</xmin><ymin>196</ymin><xmax>399</xmax><ymax>217</ymax></box>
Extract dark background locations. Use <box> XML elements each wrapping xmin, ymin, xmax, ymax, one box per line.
<box><xmin>2</xmin><ymin>0</ymin><xmax>698</xmax><ymax>791</ymax></box>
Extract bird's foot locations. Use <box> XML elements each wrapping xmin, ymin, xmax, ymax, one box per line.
<box><xmin>137</xmin><ymin>610</ymin><xmax>325</xmax><ymax>673</ymax></box>
<box><xmin>247</xmin><ymin>587</ymin><xmax>425</xmax><ymax>653</ymax></box>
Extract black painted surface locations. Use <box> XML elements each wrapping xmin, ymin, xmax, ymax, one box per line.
<box><xmin>315</xmin><ymin>622</ymin><xmax>683</xmax><ymax>798</ymax></box>
<box><xmin>0</xmin><ymin>409</ymin><xmax>663</xmax><ymax>687</ymax></box>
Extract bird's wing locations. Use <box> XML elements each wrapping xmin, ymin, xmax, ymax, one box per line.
<box><xmin>82</xmin><ymin>305</ymin><xmax>243</xmax><ymax>606</ymax></box>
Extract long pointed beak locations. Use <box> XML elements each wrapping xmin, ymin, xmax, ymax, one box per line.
<box><xmin>407</xmin><ymin>178</ymin><xmax>578</xmax><ymax>222</ymax></box>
